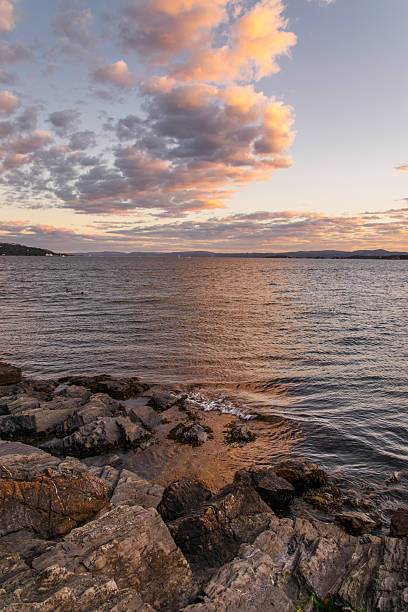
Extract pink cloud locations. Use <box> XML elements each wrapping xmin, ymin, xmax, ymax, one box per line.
<box><xmin>394</xmin><ymin>164</ymin><xmax>408</xmax><ymax>172</ymax></box>
<box><xmin>0</xmin><ymin>0</ymin><xmax>16</xmax><ymax>34</ymax></box>
<box><xmin>0</xmin><ymin>89</ymin><xmax>19</xmax><ymax>115</ymax></box>
<box><xmin>93</xmin><ymin>60</ymin><xmax>135</xmax><ymax>89</ymax></box>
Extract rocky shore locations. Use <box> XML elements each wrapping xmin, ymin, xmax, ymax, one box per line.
<box><xmin>0</xmin><ymin>362</ymin><xmax>407</xmax><ymax>611</ymax></box>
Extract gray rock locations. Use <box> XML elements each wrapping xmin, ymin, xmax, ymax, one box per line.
<box><xmin>0</xmin><ymin>453</ymin><xmax>108</xmax><ymax>537</ymax></box>
<box><xmin>110</xmin><ymin>469</ymin><xmax>164</xmax><ymax>508</ymax></box>
<box><xmin>41</xmin><ymin>416</ymin><xmax>149</xmax><ymax>458</ymax></box>
<box><xmin>390</xmin><ymin>508</ymin><xmax>408</xmax><ymax>538</ymax></box>
<box><xmin>182</xmin><ymin>514</ymin><xmax>408</xmax><ymax>612</ymax></box>
<box><xmin>0</xmin><ymin>440</ymin><xmax>48</xmax><ymax>457</ymax></box>
<box><xmin>0</xmin><ymin>407</ymin><xmax>79</xmax><ymax>439</ymax></box>
<box><xmin>147</xmin><ymin>390</ymin><xmax>179</xmax><ymax>412</ymax></box>
<box><xmin>0</xmin><ymin>362</ymin><xmax>22</xmax><ymax>385</ymax></box>
<box><xmin>7</xmin><ymin>395</ymin><xmax>40</xmax><ymax>413</ymax></box>
<box><xmin>125</xmin><ymin>398</ymin><xmax>162</xmax><ymax>429</ymax></box>
<box><xmin>54</xmin><ymin>384</ymin><xmax>92</xmax><ymax>403</ymax></box>
<box><xmin>33</xmin><ymin>504</ymin><xmax>197</xmax><ymax>610</ymax></box>
<box><xmin>168</xmin><ymin>422</ymin><xmax>209</xmax><ymax>446</ymax></box>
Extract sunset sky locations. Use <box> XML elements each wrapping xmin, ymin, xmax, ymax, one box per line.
<box><xmin>0</xmin><ymin>0</ymin><xmax>407</xmax><ymax>252</ymax></box>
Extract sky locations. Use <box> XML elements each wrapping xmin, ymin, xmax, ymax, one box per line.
<box><xmin>0</xmin><ymin>0</ymin><xmax>407</xmax><ymax>253</ymax></box>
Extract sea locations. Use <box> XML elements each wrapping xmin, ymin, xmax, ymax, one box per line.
<box><xmin>1</xmin><ymin>255</ymin><xmax>407</xmax><ymax>486</ymax></box>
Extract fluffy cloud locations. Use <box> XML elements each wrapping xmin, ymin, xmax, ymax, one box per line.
<box><xmin>0</xmin><ymin>90</ymin><xmax>19</xmax><ymax>115</ymax></box>
<box><xmin>0</xmin><ymin>0</ymin><xmax>16</xmax><ymax>34</ymax></box>
<box><xmin>121</xmin><ymin>0</ymin><xmax>296</xmax><ymax>83</ymax></box>
<box><xmin>93</xmin><ymin>60</ymin><xmax>135</xmax><ymax>88</ymax></box>
<box><xmin>47</xmin><ymin>109</ymin><xmax>80</xmax><ymax>136</ymax></box>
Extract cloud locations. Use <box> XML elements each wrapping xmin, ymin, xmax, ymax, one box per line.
<box><xmin>93</xmin><ymin>60</ymin><xmax>135</xmax><ymax>89</ymax></box>
<box><xmin>53</xmin><ymin>6</ymin><xmax>94</xmax><ymax>51</ymax></box>
<box><xmin>394</xmin><ymin>164</ymin><xmax>408</xmax><ymax>173</ymax></box>
<box><xmin>0</xmin><ymin>69</ymin><xmax>16</xmax><ymax>85</ymax></box>
<box><xmin>0</xmin><ymin>90</ymin><xmax>19</xmax><ymax>115</ymax></box>
<box><xmin>69</xmin><ymin>130</ymin><xmax>96</xmax><ymax>151</ymax></box>
<box><xmin>3</xmin><ymin>206</ymin><xmax>408</xmax><ymax>253</ymax></box>
<box><xmin>47</xmin><ymin>109</ymin><xmax>80</xmax><ymax>136</ymax></box>
<box><xmin>0</xmin><ymin>41</ymin><xmax>31</xmax><ymax>65</ymax></box>
<box><xmin>0</xmin><ymin>0</ymin><xmax>16</xmax><ymax>34</ymax></box>
<box><xmin>9</xmin><ymin>129</ymin><xmax>52</xmax><ymax>154</ymax></box>
<box><xmin>120</xmin><ymin>0</ymin><xmax>296</xmax><ymax>83</ymax></box>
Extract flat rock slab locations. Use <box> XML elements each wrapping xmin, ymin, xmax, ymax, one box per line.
<box><xmin>0</xmin><ymin>363</ymin><xmax>22</xmax><ymax>385</ymax></box>
<box><xmin>0</xmin><ymin>441</ymin><xmax>48</xmax><ymax>457</ymax></box>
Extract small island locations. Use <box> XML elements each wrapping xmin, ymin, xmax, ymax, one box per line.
<box><xmin>0</xmin><ymin>242</ymin><xmax>62</xmax><ymax>257</ymax></box>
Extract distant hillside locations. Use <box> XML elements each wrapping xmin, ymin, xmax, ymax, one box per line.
<box><xmin>0</xmin><ymin>242</ymin><xmax>59</xmax><ymax>256</ymax></box>
<box><xmin>72</xmin><ymin>249</ymin><xmax>408</xmax><ymax>259</ymax></box>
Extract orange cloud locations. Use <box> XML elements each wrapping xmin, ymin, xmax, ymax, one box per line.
<box><xmin>93</xmin><ymin>60</ymin><xmax>135</xmax><ymax>89</ymax></box>
<box><xmin>394</xmin><ymin>164</ymin><xmax>408</xmax><ymax>172</ymax></box>
<box><xmin>0</xmin><ymin>0</ymin><xmax>16</xmax><ymax>35</ymax></box>
<box><xmin>0</xmin><ymin>89</ymin><xmax>19</xmax><ymax>115</ymax></box>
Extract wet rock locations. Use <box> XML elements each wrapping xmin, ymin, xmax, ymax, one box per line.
<box><xmin>158</xmin><ymin>478</ymin><xmax>212</xmax><ymax>522</ymax></box>
<box><xmin>0</xmin><ymin>362</ymin><xmax>22</xmax><ymax>385</ymax></box>
<box><xmin>110</xmin><ymin>469</ymin><xmax>164</xmax><ymax>509</ymax></box>
<box><xmin>0</xmin><ymin>453</ymin><xmax>108</xmax><ymax>538</ymax></box>
<box><xmin>168</xmin><ymin>422</ymin><xmax>210</xmax><ymax>446</ymax></box>
<box><xmin>224</xmin><ymin>422</ymin><xmax>256</xmax><ymax>444</ymax></box>
<box><xmin>168</xmin><ymin>483</ymin><xmax>274</xmax><ymax>571</ymax></box>
<box><xmin>386</xmin><ymin>471</ymin><xmax>401</xmax><ymax>485</ymax></box>
<box><xmin>234</xmin><ymin>467</ymin><xmax>295</xmax><ymax>511</ymax></box>
<box><xmin>32</xmin><ymin>504</ymin><xmax>197</xmax><ymax>611</ymax></box>
<box><xmin>390</xmin><ymin>508</ymin><xmax>408</xmax><ymax>538</ymax></box>
<box><xmin>335</xmin><ymin>511</ymin><xmax>377</xmax><ymax>535</ymax></box>
<box><xmin>41</xmin><ymin>416</ymin><xmax>149</xmax><ymax>458</ymax></box>
<box><xmin>275</xmin><ymin>457</ymin><xmax>328</xmax><ymax>493</ymax></box>
<box><xmin>147</xmin><ymin>390</ymin><xmax>180</xmax><ymax>412</ymax></box>
<box><xmin>303</xmin><ymin>484</ymin><xmax>343</xmax><ymax>512</ymax></box>
<box><xmin>59</xmin><ymin>375</ymin><xmax>148</xmax><ymax>400</ymax></box>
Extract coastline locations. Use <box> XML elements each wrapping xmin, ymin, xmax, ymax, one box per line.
<box><xmin>1</xmin><ymin>364</ymin><xmax>407</xmax><ymax>611</ymax></box>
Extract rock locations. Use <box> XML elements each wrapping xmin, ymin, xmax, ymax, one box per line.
<box><xmin>275</xmin><ymin>457</ymin><xmax>328</xmax><ymax>493</ymax></box>
<box><xmin>335</xmin><ymin>511</ymin><xmax>377</xmax><ymax>535</ymax></box>
<box><xmin>168</xmin><ymin>422</ymin><xmax>209</xmax><ymax>446</ymax></box>
<box><xmin>386</xmin><ymin>471</ymin><xmax>401</xmax><ymax>484</ymax></box>
<box><xmin>0</xmin><ymin>454</ymin><xmax>109</xmax><ymax>537</ymax></box>
<box><xmin>147</xmin><ymin>390</ymin><xmax>180</xmax><ymax>412</ymax></box>
<box><xmin>110</xmin><ymin>469</ymin><xmax>164</xmax><ymax>509</ymax></box>
<box><xmin>125</xmin><ymin>398</ymin><xmax>162</xmax><ymax>429</ymax></box>
<box><xmin>0</xmin><ymin>362</ymin><xmax>22</xmax><ymax>385</ymax></box>
<box><xmin>0</xmin><ymin>440</ymin><xmax>49</xmax><ymax>457</ymax></box>
<box><xmin>7</xmin><ymin>395</ymin><xmax>40</xmax><ymax>413</ymax></box>
<box><xmin>0</xmin><ymin>407</ymin><xmax>79</xmax><ymax>440</ymax></box>
<box><xmin>303</xmin><ymin>484</ymin><xmax>343</xmax><ymax>512</ymax></box>
<box><xmin>88</xmin><ymin>465</ymin><xmax>120</xmax><ymax>496</ymax></box>
<box><xmin>234</xmin><ymin>467</ymin><xmax>295</xmax><ymax>511</ymax></box>
<box><xmin>168</xmin><ymin>483</ymin><xmax>274</xmax><ymax>571</ymax></box>
<box><xmin>0</xmin><ymin>554</ymin><xmax>155</xmax><ymax>611</ymax></box>
<box><xmin>390</xmin><ymin>508</ymin><xmax>408</xmax><ymax>538</ymax></box>
<box><xmin>32</xmin><ymin>504</ymin><xmax>197</xmax><ymax>610</ymax></box>
<box><xmin>158</xmin><ymin>478</ymin><xmax>212</xmax><ymax>522</ymax></box>
<box><xmin>183</xmin><ymin>513</ymin><xmax>408</xmax><ymax>612</ymax></box>
<box><xmin>224</xmin><ymin>422</ymin><xmax>256</xmax><ymax>444</ymax></box>
<box><xmin>42</xmin><ymin>416</ymin><xmax>149</xmax><ymax>458</ymax></box>
<box><xmin>59</xmin><ymin>375</ymin><xmax>148</xmax><ymax>400</ymax></box>
<box><xmin>54</xmin><ymin>384</ymin><xmax>92</xmax><ymax>403</ymax></box>
<box><xmin>55</xmin><ymin>403</ymin><xmax>114</xmax><ymax>437</ymax></box>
